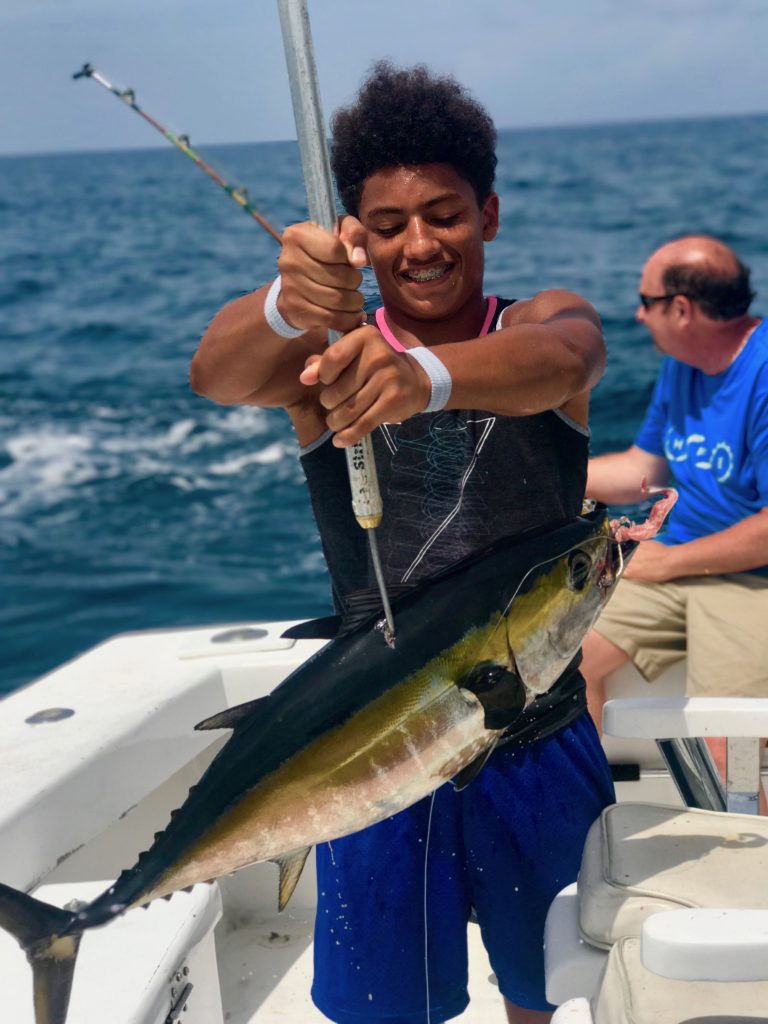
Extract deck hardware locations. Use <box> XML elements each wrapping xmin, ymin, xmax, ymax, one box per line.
<box><xmin>726</xmin><ymin>736</ymin><xmax>762</xmax><ymax>814</ymax></box>
<box><xmin>656</xmin><ymin>736</ymin><xmax>726</xmax><ymax>811</ymax></box>
<box><xmin>211</xmin><ymin>627</ymin><xmax>269</xmax><ymax>644</ymax></box>
<box><xmin>609</xmin><ymin>762</ymin><xmax>641</xmax><ymax>782</ymax></box>
<box><xmin>25</xmin><ymin>707</ymin><xmax>75</xmax><ymax>725</ymax></box>
<box><xmin>165</xmin><ymin>981</ymin><xmax>193</xmax><ymax>1023</ymax></box>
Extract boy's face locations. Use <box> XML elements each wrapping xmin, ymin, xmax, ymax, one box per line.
<box><xmin>357</xmin><ymin>163</ymin><xmax>499</xmax><ymax>324</ymax></box>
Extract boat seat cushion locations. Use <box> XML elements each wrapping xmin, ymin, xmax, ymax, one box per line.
<box><xmin>578</xmin><ymin>802</ymin><xmax>768</xmax><ymax>948</ymax></box>
<box><xmin>592</xmin><ymin>935</ymin><xmax>768</xmax><ymax>1024</ymax></box>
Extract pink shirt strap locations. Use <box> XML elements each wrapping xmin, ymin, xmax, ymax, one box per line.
<box><xmin>375</xmin><ymin>297</ymin><xmax>498</xmax><ymax>352</ymax></box>
<box><xmin>479</xmin><ymin>295</ymin><xmax>499</xmax><ymax>336</ymax></box>
<box><xmin>374</xmin><ymin>307</ymin><xmax>407</xmax><ymax>351</ymax></box>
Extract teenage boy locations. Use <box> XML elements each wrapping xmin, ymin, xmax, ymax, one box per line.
<box><xmin>192</xmin><ymin>61</ymin><xmax>613</xmax><ymax>1024</ymax></box>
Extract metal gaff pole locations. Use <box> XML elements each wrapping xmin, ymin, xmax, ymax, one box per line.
<box><xmin>276</xmin><ymin>0</ymin><xmax>395</xmax><ymax>643</ymax></box>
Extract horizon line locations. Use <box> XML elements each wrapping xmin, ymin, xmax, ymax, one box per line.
<box><xmin>1</xmin><ymin>107</ymin><xmax>766</xmax><ymax>161</ymax></box>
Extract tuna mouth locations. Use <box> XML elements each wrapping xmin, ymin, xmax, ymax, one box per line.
<box><xmin>401</xmin><ymin>264</ymin><xmax>453</xmax><ymax>284</ymax></box>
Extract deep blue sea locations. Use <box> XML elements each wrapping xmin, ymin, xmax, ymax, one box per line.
<box><xmin>2</xmin><ymin>115</ymin><xmax>768</xmax><ymax>695</ymax></box>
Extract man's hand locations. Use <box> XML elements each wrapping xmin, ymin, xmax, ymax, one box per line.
<box><xmin>623</xmin><ymin>540</ymin><xmax>680</xmax><ymax>583</ymax></box>
<box><xmin>299</xmin><ymin>326</ymin><xmax>431</xmax><ymax>446</ymax></box>
<box><xmin>277</xmin><ymin>217</ymin><xmax>370</xmax><ymax>335</ymax></box>
<box><xmin>623</xmin><ymin>508</ymin><xmax>768</xmax><ymax>583</ymax></box>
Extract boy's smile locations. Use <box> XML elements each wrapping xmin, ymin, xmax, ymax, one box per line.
<box><xmin>358</xmin><ymin>163</ymin><xmax>499</xmax><ymax>342</ymax></box>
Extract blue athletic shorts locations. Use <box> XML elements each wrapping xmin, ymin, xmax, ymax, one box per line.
<box><xmin>311</xmin><ymin>711</ymin><xmax>614</xmax><ymax>1023</ymax></box>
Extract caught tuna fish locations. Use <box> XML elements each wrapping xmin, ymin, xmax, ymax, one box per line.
<box><xmin>0</xmin><ymin>497</ymin><xmax>673</xmax><ymax>1024</ymax></box>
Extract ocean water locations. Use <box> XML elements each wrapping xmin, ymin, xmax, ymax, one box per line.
<box><xmin>2</xmin><ymin>115</ymin><xmax>768</xmax><ymax>695</ymax></box>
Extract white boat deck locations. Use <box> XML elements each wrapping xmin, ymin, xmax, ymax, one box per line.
<box><xmin>0</xmin><ymin>621</ymin><xmax>697</xmax><ymax>1023</ymax></box>
<box><xmin>218</xmin><ymin>909</ymin><xmax>504</xmax><ymax>1024</ymax></box>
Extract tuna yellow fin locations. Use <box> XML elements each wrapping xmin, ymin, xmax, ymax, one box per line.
<box><xmin>273</xmin><ymin>847</ymin><xmax>312</xmax><ymax>911</ymax></box>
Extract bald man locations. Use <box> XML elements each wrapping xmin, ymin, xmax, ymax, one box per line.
<box><xmin>581</xmin><ymin>235</ymin><xmax>768</xmax><ymax>794</ymax></box>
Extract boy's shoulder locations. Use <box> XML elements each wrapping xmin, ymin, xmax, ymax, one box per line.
<box><xmin>498</xmin><ymin>289</ymin><xmax>598</xmax><ymax>328</ymax></box>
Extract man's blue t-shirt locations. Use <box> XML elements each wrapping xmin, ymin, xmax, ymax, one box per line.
<box><xmin>634</xmin><ymin>318</ymin><xmax>768</xmax><ymax>573</ymax></box>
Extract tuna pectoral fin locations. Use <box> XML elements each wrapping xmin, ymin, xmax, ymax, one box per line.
<box><xmin>451</xmin><ymin>739</ymin><xmax>499</xmax><ymax>792</ymax></box>
<box><xmin>272</xmin><ymin>847</ymin><xmax>312</xmax><ymax>912</ymax></box>
<box><xmin>0</xmin><ymin>882</ymin><xmax>81</xmax><ymax>1024</ymax></box>
<box><xmin>458</xmin><ymin>663</ymin><xmax>527</xmax><ymax>730</ymax></box>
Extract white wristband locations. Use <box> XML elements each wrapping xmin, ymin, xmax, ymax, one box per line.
<box><xmin>264</xmin><ymin>276</ymin><xmax>306</xmax><ymax>339</ymax></box>
<box><xmin>407</xmin><ymin>346</ymin><xmax>452</xmax><ymax>412</ymax></box>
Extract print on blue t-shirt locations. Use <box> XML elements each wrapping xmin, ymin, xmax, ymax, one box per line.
<box><xmin>634</xmin><ymin>319</ymin><xmax>768</xmax><ymax>574</ymax></box>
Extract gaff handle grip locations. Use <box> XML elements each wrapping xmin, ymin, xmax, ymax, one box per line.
<box><xmin>345</xmin><ymin>436</ymin><xmax>383</xmax><ymax>529</ymax></box>
<box><xmin>325</xmin><ymin>327</ymin><xmax>383</xmax><ymax>530</ymax></box>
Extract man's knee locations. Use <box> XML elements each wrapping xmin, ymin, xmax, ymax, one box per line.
<box><xmin>581</xmin><ymin>630</ymin><xmax>631</xmax><ymax>734</ymax></box>
<box><xmin>581</xmin><ymin>629</ymin><xmax>630</xmax><ymax>684</ymax></box>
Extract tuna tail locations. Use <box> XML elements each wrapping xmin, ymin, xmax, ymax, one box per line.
<box><xmin>0</xmin><ymin>882</ymin><xmax>82</xmax><ymax>1024</ymax></box>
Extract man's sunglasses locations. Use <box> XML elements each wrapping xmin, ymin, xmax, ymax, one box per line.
<box><xmin>638</xmin><ymin>293</ymin><xmax>681</xmax><ymax>310</ymax></box>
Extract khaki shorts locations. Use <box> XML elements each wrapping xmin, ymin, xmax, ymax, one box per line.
<box><xmin>594</xmin><ymin>573</ymin><xmax>768</xmax><ymax>697</ymax></box>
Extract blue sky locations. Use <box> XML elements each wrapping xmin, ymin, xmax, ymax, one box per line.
<box><xmin>1</xmin><ymin>0</ymin><xmax>766</xmax><ymax>156</ymax></box>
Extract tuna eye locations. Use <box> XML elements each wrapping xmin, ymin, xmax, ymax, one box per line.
<box><xmin>567</xmin><ymin>550</ymin><xmax>592</xmax><ymax>591</ymax></box>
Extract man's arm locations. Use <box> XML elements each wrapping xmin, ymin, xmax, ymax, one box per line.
<box><xmin>587</xmin><ymin>446</ymin><xmax>670</xmax><ymax>505</ymax></box>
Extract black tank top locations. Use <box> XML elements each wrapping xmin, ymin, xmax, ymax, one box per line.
<box><xmin>299</xmin><ymin>298</ymin><xmax>591</xmax><ymax>745</ymax></box>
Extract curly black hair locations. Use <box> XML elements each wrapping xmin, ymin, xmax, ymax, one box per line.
<box><xmin>330</xmin><ymin>61</ymin><xmax>497</xmax><ymax>216</ymax></box>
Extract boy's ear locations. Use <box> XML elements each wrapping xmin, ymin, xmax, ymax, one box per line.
<box><xmin>482</xmin><ymin>193</ymin><xmax>500</xmax><ymax>242</ymax></box>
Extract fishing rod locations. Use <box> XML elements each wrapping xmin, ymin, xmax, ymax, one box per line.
<box><xmin>72</xmin><ymin>63</ymin><xmax>283</xmax><ymax>244</ymax></box>
<box><xmin>277</xmin><ymin>0</ymin><xmax>396</xmax><ymax>644</ymax></box>
<box><xmin>74</xmin><ymin>46</ymin><xmax>395</xmax><ymax>640</ymax></box>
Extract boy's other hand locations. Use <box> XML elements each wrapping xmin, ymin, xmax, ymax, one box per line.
<box><xmin>299</xmin><ymin>327</ymin><xmax>431</xmax><ymax>446</ymax></box>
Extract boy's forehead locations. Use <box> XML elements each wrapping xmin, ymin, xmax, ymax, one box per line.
<box><xmin>359</xmin><ymin>163</ymin><xmax>475</xmax><ymax>212</ymax></box>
